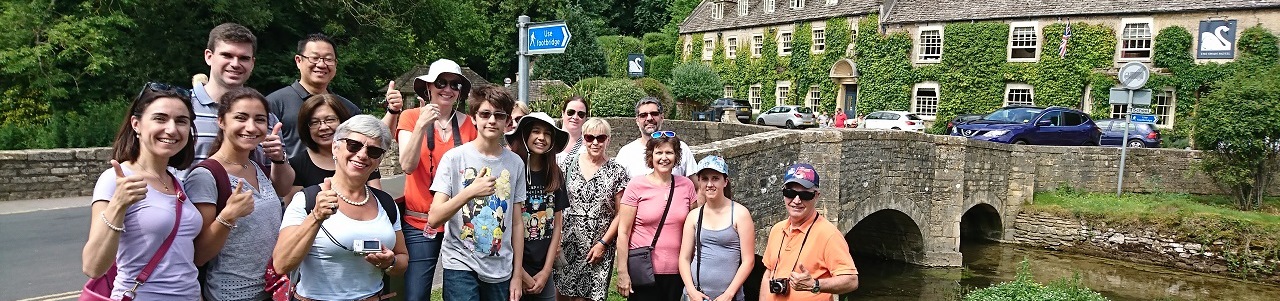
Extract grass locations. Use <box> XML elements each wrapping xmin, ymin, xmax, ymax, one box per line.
<box><xmin>963</xmin><ymin>259</ymin><xmax>1108</xmax><ymax>301</ymax></box>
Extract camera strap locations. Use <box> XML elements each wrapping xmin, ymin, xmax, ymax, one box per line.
<box><xmin>319</xmin><ymin>225</ymin><xmax>354</xmax><ymax>252</ymax></box>
<box><xmin>771</xmin><ymin>213</ymin><xmax>819</xmax><ymax>273</ymax></box>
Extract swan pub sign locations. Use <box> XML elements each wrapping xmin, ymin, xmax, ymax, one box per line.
<box><xmin>1198</xmin><ymin>20</ymin><xmax>1237</xmax><ymax>59</ymax></box>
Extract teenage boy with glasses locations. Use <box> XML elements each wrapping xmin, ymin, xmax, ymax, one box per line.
<box><xmin>614</xmin><ymin>97</ymin><xmax>697</xmax><ymax>178</ymax></box>
<box><xmin>759</xmin><ymin>164</ymin><xmax>859</xmax><ymax>301</ymax></box>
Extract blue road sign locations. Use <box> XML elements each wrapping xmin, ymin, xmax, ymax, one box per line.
<box><xmin>527</xmin><ymin>21</ymin><xmax>571</xmax><ymax>55</ymax></box>
<box><xmin>1131</xmin><ymin>114</ymin><xmax>1157</xmax><ymax>124</ymax></box>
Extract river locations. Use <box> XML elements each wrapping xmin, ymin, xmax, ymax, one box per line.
<box><xmin>843</xmin><ymin>242</ymin><xmax>1280</xmax><ymax>300</ymax></box>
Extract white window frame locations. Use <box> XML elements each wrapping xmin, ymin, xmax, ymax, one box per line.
<box><xmin>916</xmin><ymin>26</ymin><xmax>944</xmax><ymax>63</ymax></box>
<box><xmin>1110</xmin><ymin>104</ymin><xmax>1129</xmax><ymax>120</ymax></box>
<box><xmin>912</xmin><ymin>82</ymin><xmax>940</xmax><ymax>119</ymax></box>
<box><xmin>738</xmin><ymin>0</ymin><xmax>749</xmax><ymax>16</ymax></box>
<box><xmin>749</xmin><ymin>85</ymin><xmax>763</xmax><ymax>111</ymax></box>
<box><xmin>780</xmin><ymin>31</ymin><xmax>793</xmax><ymax>55</ymax></box>
<box><xmin>724</xmin><ymin>85</ymin><xmax>735</xmax><ymax>98</ymax></box>
<box><xmin>807</xmin><ymin>86</ymin><xmax>821</xmax><ymax>111</ymax></box>
<box><xmin>1119</xmin><ymin>17</ymin><xmax>1154</xmax><ymax>61</ymax></box>
<box><xmin>776</xmin><ymin>81</ymin><xmax>791</xmax><ymax>106</ymax></box>
<box><xmin>1008</xmin><ymin>22</ymin><xmax>1040</xmax><ymax>62</ymax></box>
<box><xmin>813</xmin><ymin>29</ymin><xmax>826</xmax><ymax>53</ymax></box>
<box><xmin>684</xmin><ymin>36</ymin><xmax>693</xmax><ymax>60</ymax></box>
<box><xmin>1152</xmin><ymin>88</ymin><xmax>1176</xmax><ymax>127</ymax></box>
<box><xmin>765</xmin><ymin>0</ymin><xmax>776</xmax><ymax>13</ymax></box>
<box><xmin>703</xmin><ymin>37</ymin><xmax>715</xmax><ymax>61</ymax></box>
<box><xmin>727</xmin><ymin>37</ymin><xmax>738</xmax><ymax>59</ymax></box>
<box><xmin>712</xmin><ymin>3</ymin><xmax>724</xmax><ymax>20</ymax></box>
<box><xmin>791</xmin><ymin>0</ymin><xmax>804</xmax><ymax>9</ymax></box>
<box><xmin>752</xmin><ymin>34</ymin><xmax>764</xmax><ymax>57</ymax></box>
<box><xmin>1004</xmin><ymin>83</ymin><xmax>1035</xmax><ymax>107</ymax></box>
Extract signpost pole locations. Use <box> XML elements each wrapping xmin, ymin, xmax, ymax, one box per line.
<box><xmin>517</xmin><ymin>15</ymin><xmax>531</xmax><ymax>105</ymax></box>
<box><xmin>1116</xmin><ymin>90</ymin><xmax>1132</xmax><ymax>197</ymax></box>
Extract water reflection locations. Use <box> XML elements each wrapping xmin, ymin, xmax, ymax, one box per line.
<box><xmin>843</xmin><ymin>242</ymin><xmax>1280</xmax><ymax>301</ymax></box>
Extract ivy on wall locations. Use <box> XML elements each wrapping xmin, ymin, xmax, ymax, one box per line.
<box><xmin>854</xmin><ymin>15</ymin><xmax>915</xmax><ymax>114</ymax></box>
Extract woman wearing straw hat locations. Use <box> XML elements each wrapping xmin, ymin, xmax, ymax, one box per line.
<box><xmin>506</xmin><ymin>112</ymin><xmax>571</xmax><ymax>301</ymax></box>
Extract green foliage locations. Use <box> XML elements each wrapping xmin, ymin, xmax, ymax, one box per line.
<box><xmin>661</xmin><ymin>0</ymin><xmax>704</xmax><ymax>35</ymax></box>
<box><xmin>855</xmin><ymin>15</ymin><xmax>914</xmax><ymax>114</ymax></box>
<box><xmin>667</xmin><ymin>62</ymin><xmax>723</xmax><ymax>108</ymax></box>
<box><xmin>1238</xmin><ymin>26</ymin><xmax>1280</xmax><ymax>66</ymax></box>
<box><xmin>932</xmin><ymin>22</ymin><xmax>1008</xmax><ymax>133</ymax></box>
<box><xmin>533</xmin><ymin>4</ymin><xmax>609</xmax><ymax>84</ymax></box>
<box><xmin>648</xmin><ymin>54</ymin><xmax>676</xmax><ymax>81</ymax></box>
<box><xmin>964</xmin><ymin>260</ymin><xmax>1109</xmax><ymax>301</ymax></box>
<box><xmin>1154</xmin><ymin>26</ymin><xmax>1195</xmax><ymax>70</ymax></box>
<box><xmin>642</xmin><ymin>32</ymin><xmax>675</xmax><ymax>56</ymax></box>
<box><xmin>1194</xmin><ymin>66</ymin><xmax>1280</xmax><ymax>210</ymax></box>
<box><xmin>0</xmin><ymin>100</ymin><xmax>128</xmax><ymax>150</ymax></box>
<box><xmin>590</xmin><ymin>79</ymin><xmax>647</xmax><ymax>117</ymax></box>
<box><xmin>633</xmin><ymin>78</ymin><xmax>676</xmax><ymax>119</ymax></box>
<box><xmin>573</xmin><ymin>76</ymin><xmax>612</xmax><ymax>101</ymax></box>
<box><xmin>597</xmin><ymin>35</ymin><xmax>645</xmax><ymax>78</ymax></box>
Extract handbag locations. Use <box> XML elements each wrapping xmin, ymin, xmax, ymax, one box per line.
<box><xmin>80</xmin><ymin>175</ymin><xmax>185</xmax><ymax>301</ymax></box>
<box><xmin>626</xmin><ymin>175</ymin><xmax>676</xmax><ymax>287</ymax></box>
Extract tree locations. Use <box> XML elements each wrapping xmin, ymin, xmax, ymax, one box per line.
<box><xmin>532</xmin><ymin>4</ymin><xmax>607</xmax><ymax>85</ymax></box>
<box><xmin>662</xmin><ymin>0</ymin><xmax>703</xmax><ymax>35</ymax></box>
<box><xmin>1194</xmin><ymin>65</ymin><xmax>1280</xmax><ymax>210</ymax></box>
<box><xmin>667</xmin><ymin>61</ymin><xmax>722</xmax><ymax>106</ymax></box>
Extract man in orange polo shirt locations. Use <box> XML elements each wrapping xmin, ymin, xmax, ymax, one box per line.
<box><xmin>760</xmin><ymin>163</ymin><xmax>859</xmax><ymax>301</ymax></box>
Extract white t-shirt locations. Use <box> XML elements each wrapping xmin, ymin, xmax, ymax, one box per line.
<box><xmin>615</xmin><ymin>138</ymin><xmax>697</xmax><ymax>179</ymax></box>
<box><xmin>280</xmin><ymin>191</ymin><xmax>401</xmax><ymax>300</ymax></box>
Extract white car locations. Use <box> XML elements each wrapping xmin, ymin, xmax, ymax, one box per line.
<box><xmin>859</xmin><ymin>111</ymin><xmax>926</xmax><ymax>131</ymax></box>
<box><xmin>756</xmin><ymin>105</ymin><xmax>817</xmax><ymax>129</ymax></box>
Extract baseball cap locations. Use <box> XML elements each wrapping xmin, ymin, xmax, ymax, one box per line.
<box><xmin>693</xmin><ymin>155</ymin><xmax>729</xmax><ymax>176</ymax></box>
<box><xmin>413</xmin><ymin>59</ymin><xmax>472</xmax><ymax>98</ymax></box>
<box><xmin>783</xmin><ymin>163</ymin><xmax>820</xmax><ymax>189</ymax></box>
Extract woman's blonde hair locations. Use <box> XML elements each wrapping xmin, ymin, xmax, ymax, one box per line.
<box><xmin>581</xmin><ymin>117</ymin><xmax>611</xmax><ymax>135</ymax></box>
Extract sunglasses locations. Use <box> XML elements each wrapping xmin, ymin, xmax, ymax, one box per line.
<box><xmin>337</xmin><ymin>138</ymin><xmax>387</xmax><ymax>159</ymax></box>
<box><xmin>513</xmin><ymin>115</ymin><xmax>525</xmax><ymax>123</ymax></box>
<box><xmin>584</xmin><ymin>134</ymin><xmax>609</xmax><ymax>143</ymax></box>
<box><xmin>636</xmin><ymin>111</ymin><xmax>663</xmax><ymax>119</ymax></box>
<box><xmin>432</xmin><ymin>78</ymin><xmax>465</xmax><ymax>91</ymax></box>
<box><xmin>135</xmin><ymin>82</ymin><xmax>191</xmax><ymax>103</ymax></box>
<box><xmin>565</xmin><ymin>109</ymin><xmax>588</xmax><ymax>119</ymax></box>
<box><xmin>650</xmin><ymin>131</ymin><xmax>676</xmax><ymax>139</ymax></box>
<box><xmin>782</xmin><ymin>188</ymin><xmax>816</xmax><ymax>201</ymax></box>
<box><xmin>475</xmin><ymin>110</ymin><xmax>510</xmax><ymax>121</ymax></box>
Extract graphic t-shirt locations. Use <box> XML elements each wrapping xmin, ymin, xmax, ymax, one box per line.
<box><xmin>521</xmin><ymin>169</ymin><xmax>570</xmax><ymax>275</ymax></box>
<box><xmin>430</xmin><ymin>143</ymin><xmax>527</xmax><ymax>283</ymax></box>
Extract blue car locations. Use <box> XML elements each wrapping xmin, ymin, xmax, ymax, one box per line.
<box><xmin>952</xmin><ymin>106</ymin><xmax>1101</xmax><ymax>146</ymax></box>
<box><xmin>1096</xmin><ymin>119</ymin><xmax>1161</xmax><ymax>148</ymax></box>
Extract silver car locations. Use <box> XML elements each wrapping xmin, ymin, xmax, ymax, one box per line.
<box><xmin>756</xmin><ymin>105</ymin><xmax>816</xmax><ymax>129</ymax></box>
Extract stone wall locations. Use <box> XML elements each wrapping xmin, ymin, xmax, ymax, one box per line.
<box><xmin>0</xmin><ymin>148</ymin><xmax>113</xmax><ymax>201</ymax></box>
<box><xmin>1009</xmin><ymin>211</ymin><xmax>1280</xmax><ymax>283</ymax></box>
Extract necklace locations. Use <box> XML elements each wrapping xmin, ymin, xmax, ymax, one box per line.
<box><xmin>335</xmin><ymin>185</ymin><xmax>371</xmax><ymax>206</ymax></box>
<box><xmin>214</xmin><ymin>155</ymin><xmax>250</xmax><ymax>170</ymax></box>
<box><xmin>138</xmin><ymin>167</ymin><xmax>172</xmax><ymax>192</ymax></box>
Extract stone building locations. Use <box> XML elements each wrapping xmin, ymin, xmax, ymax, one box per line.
<box><xmin>678</xmin><ymin>0</ymin><xmax>1280</xmax><ymax>129</ymax></box>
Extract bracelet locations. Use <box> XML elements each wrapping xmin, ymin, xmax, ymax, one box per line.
<box><xmin>215</xmin><ymin>216</ymin><xmax>237</xmax><ymax>228</ymax></box>
<box><xmin>271</xmin><ymin>157</ymin><xmax>287</xmax><ymax>164</ymax></box>
<box><xmin>383</xmin><ymin>256</ymin><xmax>397</xmax><ymax>273</ymax></box>
<box><xmin>100</xmin><ymin>212</ymin><xmax>125</xmax><ymax>232</ymax></box>
<box><xmin>597</xmin><ymin>239</ymin><xmax>608</xmax><ymax>246</ymax></box>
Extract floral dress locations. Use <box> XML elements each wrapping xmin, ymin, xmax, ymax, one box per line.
<box><xmin>555</xmin><ymin>154</ymin><xmax>629</xmax><ymax>301</ymax></box>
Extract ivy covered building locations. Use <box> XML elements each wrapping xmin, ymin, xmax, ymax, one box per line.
<box><xmin>677</xmin><ymin>0</ymin><xmax>1280</xmax><ymax>135</ymax></box>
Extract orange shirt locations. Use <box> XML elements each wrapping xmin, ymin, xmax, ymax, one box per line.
<box><xmin>761</xmin><ymin>215</ymin><xmax>858</xmax><ymax>301</ymax></box>
<box><xmin>397</xmin><ymin>108</ymin><xmax>477</xmax><ymax>231</ymax></box>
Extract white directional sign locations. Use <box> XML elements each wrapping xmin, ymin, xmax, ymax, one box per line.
<box><xmin>1118</xmin><ymin>62</ymin><xmax>1150</xmax><ymax>90</ymax></box>
<box><xmin>527</xmin><ymin>21</ymin><xmax>572</xmax><ymax>55</ymax></box>
<box><xmin>1130</xmin><ymin>107</ymin><xmax>1153</xmax><ymax>114</ymax></box>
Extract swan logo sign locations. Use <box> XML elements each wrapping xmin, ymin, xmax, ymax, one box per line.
<box><xmin>1198</xmin><ymin>20</ymin><xmax>1237</xmax><ymax>59</ymax></box>
<box><xmin>627</xmin><ymin>53</ymin><xmax>645</xmax><ymax>77</ymax></box>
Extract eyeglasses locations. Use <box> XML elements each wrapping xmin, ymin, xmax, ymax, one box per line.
<box><xmin>565</xmin><ymin>108</ymin><xmax>588</xmax><ymax>119</ymax></box>
<box><xmin>135</xmin><ymin>82</ymin><xmax>191</xmax><ymax>104</ymax></box>
<box><xmin>782</xmin><ymin>188</ymin><xmax>816</xmax><ymax>201</ymax></box>
<box><xmin>513</xmin><ymin>115</ymin><xmax>525</xmax><ymax>124</ymax></box>
<box><xmin>475</xmin><ymin>110</ymin><xmax>510</xmax><ymax>121</ymax></box>
<box><xmin>337</xmin><ymin>138</ymin><xmax>387</xmax><ymax>159</ymax></box>
<box><xmin>636</xmin><ymin>111</ymin><xmax>663</xmax><ymax>119</ymax></box>
<box><xmin>433</xmin><ymin>78</ymin><xmax>465</xmax><ymax>91</ymax></box>
<box><xmin>299</xmin><ymin>54</ymin><xmax>336</xmax><ymax>65</ymax></box>
<box><xmin>584</xmin><ymin>134</ymin><xmax>609</xmax><ymax>143</ymax></box>
<box><xmin>650</xmin><ymin>131</ymin><xmax>676</xmax><ymax>139</ymax></box>
<box><xmin>308</xmin><ymin>117</ymin><xmax>340</xmax><ymax>129</ymax></box>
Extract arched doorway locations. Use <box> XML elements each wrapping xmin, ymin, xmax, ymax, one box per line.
<box><xmin>847</xmin><ymin>209</ymin><xmax>925</xmax><ymax>264</ymax></box>
<box><xmin>829</xmin><ymin>59</ymin><xmax>858</xmax><ymax>116</ymax></box>
<box><xmin>959</xmin><ymin>203</ymin><xmax>1003</xmax><ymax>244</ymax></box>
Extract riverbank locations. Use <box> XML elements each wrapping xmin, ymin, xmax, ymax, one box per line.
<box><xmin>1014</xmin><ymin>189</ymin><xmax>1280</xmax><ymax>283</ymax></box>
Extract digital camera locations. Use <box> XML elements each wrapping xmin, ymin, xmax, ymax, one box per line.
<box><xmin>354</xmin><ymin>239</ymin><xmax>382</xmax><ymax>255</ymax></box>
<box><xmin>768</xmin><ymin>278</ymin><xmax>791</xmax><ymax>295</ymax></box>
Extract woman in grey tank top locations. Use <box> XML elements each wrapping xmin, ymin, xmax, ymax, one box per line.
<box><xmin>678</xmin><ymin>156</ymin><xmax>757</xmax><ymax>301</ymax></box>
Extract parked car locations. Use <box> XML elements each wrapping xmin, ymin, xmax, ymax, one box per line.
<box><xmin>947</xmin><ymin>114</ymin><xmax>986</xmax><ymax>134</ymax></box>
<box><xmin>706</xmin><ymin>98</ymin><xmax>753</xmax><ymax>123</ymax></box>
<box><xmin>859</xmin><ymin>111</ymin><xmax>927</xmax><ymax>132</ymax></box>
<box><xmin>952</xmin><ymin>106</ymin><xmax>1101</xmax><ymax>146</ymax></box>
<box><xmin>756</xmin><ymin>105</ymin><xmax>816</xmax><ymax>129</ymax></box>
<box><xmin>1096</xmin><ymin>119</ymin><xmax>1161</xmax><ymax>148</ymax></box>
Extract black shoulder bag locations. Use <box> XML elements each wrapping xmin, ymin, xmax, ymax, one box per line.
<box><xmin>626</xmin><ymin>175</ymin><xmax>677</xmax><ymax>287</ymax></box>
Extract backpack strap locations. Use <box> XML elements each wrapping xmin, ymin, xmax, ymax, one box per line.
<box><xmin>303</xmin><ymin>184</ymin><xmax>398</xmax><ymax>225</ymax></box>
<box><xmin>195</xmin><ymin>158</ymin><xmax>270</xmax><ymax>214</ymax></box>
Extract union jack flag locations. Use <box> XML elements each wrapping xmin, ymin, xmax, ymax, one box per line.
<box><xmin>1059</xmin><ymin>22</ymin><xmax>1072</xmax><ymax>59</ymax></box>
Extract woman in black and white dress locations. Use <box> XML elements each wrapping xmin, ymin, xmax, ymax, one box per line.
<box><xmin>555</xmin><ymin>117</ymin><xmax>629</xmax><ymax>301</ymax></box>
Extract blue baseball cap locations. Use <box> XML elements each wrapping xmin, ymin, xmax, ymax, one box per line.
<box><xmin>694</xmin><ymin>155</ymin><xmax>729</xmax><ymax>176</ymax></box>
<box><xmin>783</xmin><ymin>163</ymin><xmax>820</xmax><ymax>188</ymax></box>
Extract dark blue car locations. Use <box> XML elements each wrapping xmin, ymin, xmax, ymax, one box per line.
<box><xmin>952</xmin><ymin>106</ymin><xmax>1101</xmax><ymax>146</ymax></box>
<box><xmin>1096</xmin><ymin>119</ymin><xmax>1161</xmax><ymax>148</ymax></box>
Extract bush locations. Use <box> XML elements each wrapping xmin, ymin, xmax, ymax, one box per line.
<box><xmin>573</xmin><ymin>77</ymin><xmax>612</xmax><ymax>102</ymax></box>
<box><xmin>667</xmin><ymin>61</ymin><xmax>722</xmax><ymax>104</ymax></box>
<box><xmin>632</xmin><ymin>78</ymin><xmax>675</xmax><ymax>119</ymax></box>
<box><xmin>531</xmin><ymin>84</ymin><xmax>576</xmax><ymax>114</ymax></box>
<box><xmin>590</xmin><ymin>79</ymin><xmax>647</xmax><ymax>117</ymax></box>
<box><xmin>0</xmin><ymin>100</ymin><xmax>128</xmax><ymax>150</ymax></box>
<box><xmin>597</xmin><ymin>35</ymin><xmax>645</xmax><ymax>78</ymax></box>
<box><xmin>647</xmin><ymin>54</ymin><xmax>676</xmax><ymax>81</ymax></box>
<box><xmin>642</xmin><ymin>32</ymin><xmax>675</xmax><ymax>56</ymax></box>
<box><xmin>964</xmin><ymin>260</ymin><xmax>1108</xmax><ymax>301</ymax></box>
<box><xmin>1194</xmin><ymin>65</ymin><xmax>1280</xmax><ymax>210</ymax></box>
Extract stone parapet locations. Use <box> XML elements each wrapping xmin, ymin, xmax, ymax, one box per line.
<box><xmin>0</xmin><ymin>147</ymin><xmax>112</xmax><ymax>201</ymax></box>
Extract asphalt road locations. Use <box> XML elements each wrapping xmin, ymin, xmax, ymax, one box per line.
<box><xmin>1</xmin><ymin>175</ymin><xmax>411</xmax><ymax>301</ymax></box>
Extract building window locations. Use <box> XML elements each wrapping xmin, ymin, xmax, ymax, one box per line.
<box><xmin>1009</xmin><ymin>23</ymin><xmax>1038</xmax><ymax>61</ymax></box>
<box><xmin>749</xmin><ymin>85</ymin><xmax>762</xmax><ymax>111</ymax></box>
<box><xmin>752</xmin><ymin>34</ymin><xmax>764</xmax><ymax>57</ymax></box>
<box><xmin>703</xmin><ymin>37</ymin><xmax>714</xmax><ymax>61</ymax></box>
<box><xmin>791</xmin><ymin>0</ymin><xmax>803</xmax><ymax>9</ymax></box>
<box><xmin>684</xmin><ymin>38</ymin><xmax>693</xmax><ymax>59</ymax></box>
<box><xmin>712</xmin><ymin>3</ymin><xmax>723</xmax><ymax>20</ymax></box>
<box><xmin>912</xmin><ymin>83</ymin><xmax>940</xmax><ymax>117</ymax></box>
<box><xmin>724</xmin><ymin>85</ymin><xmax>735</xmax><ymax>98</ymax></box>
<box><xmin>727</xmin><ymin>37</ymin><xmax>738</xmax><ymax>59</ymax></box>
<box><xmin>776</xmin><ymin>81</ymin><xmax>791</xmax><ymax>106</ymax></box>
<box><xmin>1120</xmin><ymin>19</ymin><xmax>1153</xmax><ymax>60</ymax></box>
<box><xmin>738</xmin><ymin>0</ymin><xmax>749</xmax><ymax>16</ymax></box>
<box><xmin>1004</xmin><ymin>83</ymin><xmax>1035</xmax><ymax>106</ymax></box>
<box><xmin>807</xmin><ymin>86</ymin><xmax>821</xmax><ymax>111</ymax></box>
<box><xmin>813</xmin><ymin>29</ymin><xmax>826</xmax><ymax>53</ymax></box>
<box><xmin>1153</xmin><ymin>88</ymin><xmax>1175</xmax><ymax>127</ymax></box>
<box><xmin>1110</xmin><ymin>104</ymin><xmax>1129</xmax><ymax>119</ymax></box>
<box><xmin>765</xmin><ymin>0</ymin><xmax>776</xmax><ymax>13</ymax></box>
<box><xmin>780</xmin><ymin>32</ymin><xmax>793</xmax><ymax>55</ymax></box>
<box><xmin>917</xmin><ymin>27</ymin><xmax>943</xmax><ymax>63</ymax></box>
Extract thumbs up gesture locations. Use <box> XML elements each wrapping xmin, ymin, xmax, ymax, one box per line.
<box><xmin>220</xmin><ymin>179</ymin><xmax>256</xmax><ymax>222</ymax></box>
<box><xmin>110</xmin><ymin>160</ymin><xmax>148</xmax><ymax>207</ymax></box>
<box><xmin>262</xmin><ymin>122</ymin><xmax>286</xmax><ymax>162</ymax></box>
<box><xmin>462</xmin><ymin>168</ymin><xmax>497</xmax><ymax>199</ymax></box>
<box><xmin>790</xmin><ymin>264</ymin><xmax>817</xmax><ymax>293</ymax></box>
<box><xmin>311</xmin><ymin>178</ymin><xmax>341</xmax><ymax>221</ymax></box>
<box><xmin>384</xmin><ymin>81</ymin><xmax>403</xmax><ymax>113</ymax></box>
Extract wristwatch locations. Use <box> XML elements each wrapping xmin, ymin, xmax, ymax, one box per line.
<box><xmin>811</xmin><ymin>279</ymin><xmax>821</xmax><ymax>293</ymax></box>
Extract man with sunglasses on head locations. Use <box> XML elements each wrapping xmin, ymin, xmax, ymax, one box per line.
<box><xmin>759</xmin><ymin>164</ymin><xmax>858</xmax><ymax>301</ymax></box>
<box><xmin>615</xmin><ymin>97</ymin><xmax>697</xmax><ymax>178</ymax></box>
<box><xmin>266</xmin><ymin>33</ymin><xmax>401</xmax><ymax>160</ymax></box>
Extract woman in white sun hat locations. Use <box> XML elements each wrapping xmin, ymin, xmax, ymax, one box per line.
<box><xmin>505</xmin><ymin>112</ymin><xmax>571</xmax><ymax>301</ymax></box>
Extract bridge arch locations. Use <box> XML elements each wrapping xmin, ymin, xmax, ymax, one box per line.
<box><xmin>960</xmin><ymin>203</ymin><xmax>1003</xmax><ymax>243</ymax></box>
<box><xmin>846</xmin><ymin>209</ymin><xmax>926</xmax><ymax>264</ymax></box>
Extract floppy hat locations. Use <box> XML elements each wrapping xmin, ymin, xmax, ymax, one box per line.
<box><xmin>693</xmin><ymin>155</ymin><xmax>729</xmax><ymax>176</ymax></box>
<box><xmin>413</xmin><ymin>59</ymin><xmax>472</xmax><ymax>98</ymax></box>
<box><xmin>505</xmin><ymin>112</ymin><xmax>570</xmax><ymax>155</ymax></box>
<box><xmin>783</xmin><ymin>163</ymin><xmax>820</xmax><ymax>188</ymax></box>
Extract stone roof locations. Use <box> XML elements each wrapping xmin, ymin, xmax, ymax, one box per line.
<box><xmin>679</xmin><ymin>0</ymin><xmax>880</xmax><ymax>34</ymax></box>
<box><xmin>505</xmin><ymin>80</ymin><xmax>570</xmax><ymax>103</ymax></box>
<box><xmin>883</xmin><ymin>0</ymin><xmax>1280</xmax><ymax>24</ymax></box>
<box><xmin>382</xmin><ymin>65</ymin><xmax>491</xmax><ymax>95</ymax></box>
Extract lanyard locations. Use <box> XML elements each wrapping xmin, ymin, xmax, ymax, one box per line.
<box><xmin>771</xmin><ymin>214</ymin><xmax>819</xmax><ymax>273</ymax></box>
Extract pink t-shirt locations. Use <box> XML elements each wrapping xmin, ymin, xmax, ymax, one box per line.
<box><xmin>621</xmin><ymin>175</ymin><xmax>696</xmax><ymax>275</ymax></box>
